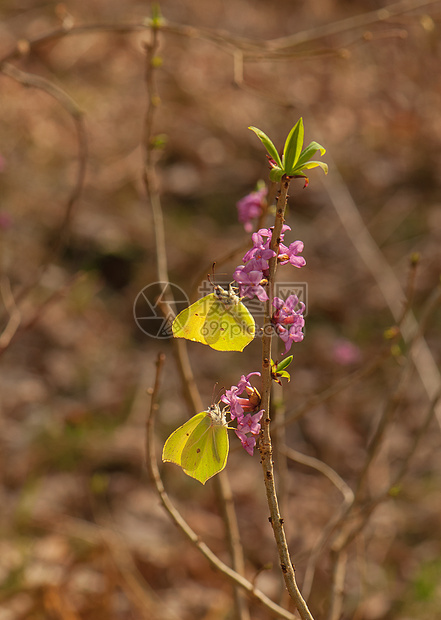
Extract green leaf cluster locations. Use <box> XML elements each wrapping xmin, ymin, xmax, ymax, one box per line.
<box><xmin>271</xmin><ymin>356</ymin><xmax>293</xmax><ymax>384</ymax></box>
<box><xmin>249</xmin><ymin>118</ymin><xmax>328</xmax><ymax>182</ymax></box>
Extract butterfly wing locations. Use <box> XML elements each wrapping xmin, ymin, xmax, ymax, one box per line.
<box><xmin>181</xmin><ymin>415</ymin><xmax>229</xmax><ymax>485</ymax></box>
<box><xmin>180</xmin><ymin>414</ymin><xmax>212</xmax><ymax>472</ymax></box>
<box><xmin>203</xmin><ymin>300</ymin><xmax>255</xmax><ymax>352</ymax></box>
<box><xmin>172</xmin><ymin>294</ymin><xmax>217</xmax><ymax>346</ymax></box>
<box><xmin>172</xmin><ymin>287</ymin><xmax>255</xmax><ymax>352</ymax></box>
<box><xmin>162</xmin><ymin>412</ymin><xmax>206</xmax><ymax>466</ymax></box>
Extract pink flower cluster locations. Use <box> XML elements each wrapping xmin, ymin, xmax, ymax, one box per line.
<box><xmin>233</xmin><ymin>225</ymin><xmax>305</xmax><ymax>302</ymax></box>
<box><xmin>233</xmin><ymin>224</ymin><xmax>306</xmax><ymax>355</ymax></box>
<box><xmin>272</xmin><ymin>295</ymin><xmax>305</xmax><ymax>354</ymax></box>
<box><xmin>233</xmin><ymin>228</ymin><xmax>276</xmax><ymax>302</ymax></box>
<box><xmin>236</xmin><ymin>187</ymin><xmax>267</xmax><ymax>232</ymax></box>
<box><xmin>222</xmin><ymin>372</ymin><xmax>264</xmax><ymax>456</ymax></box>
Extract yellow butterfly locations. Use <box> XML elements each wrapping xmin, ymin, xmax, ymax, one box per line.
<box><xmin>162</xmin><ymin>404</ymin><xmax>229</xmax><ymax>484</ymax></box>
<box><xmin>172</xmin><ymin>284</ymin><xmax>255</xmax><ymax>352</ymax></box>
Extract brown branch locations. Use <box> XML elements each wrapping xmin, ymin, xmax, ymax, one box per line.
<box><xmin>259</xmin><ymin>177</ymin><xmax>315</xmax><ymax>620</ymax></box>
<box><xmin>296</xmin><ymin>286</ymin><xmax>440</xmax><ymax>598</ymax></box>
<box><xmin>0</xmin><ymin>272</ymin><xmax>86</xmax><ymax>358</ymax></box>
<box><xmin>326</xmin><ymin>550</ymin><xmax>348</xmax><ymax>620</ymax></box>
<box><xmin>1</xmin><ymin>0</ymin><xmax>436</xmax><ymax>68</ymax></box>
<box><xmin>0</xmin><ymin>63</ymin><xmax>87</xmax><ymax>320</ymax></box>
<box><xmin>0</xmin><ymin>277</ymin><xmax>21</xmax><ymax>352</ymax></box>
<box><xmin>282</xmin><ymin>446</ymin><xmax>354</xmax><ymax>504</ymax></box>
<box><xmin>317</xmin><ymin>149</ymin><xmax>441</xmax><ymax>430</ymax></box>
<box><xmin>265</xmin><ymin>0</ymin><xmax>441</xmax><ymax>50</ymax></box>
<box><xmin>141</xmin><ymin>28</ymin><xmax>249</xmax><ymax>619</ymax></box>
<box><xmin>324</xmin><ymin>283</ymin><xmax>441</xmax><ymax>572</ymax></box>
<box><xmin>145</xmin><ymin>353</ymin><xmax>297</xmax><ymax>620</ymax></box>
<box><xmin>281</xmin><ymin>346</ymin><xmax>393</xmax><ymax>428</ymax></box>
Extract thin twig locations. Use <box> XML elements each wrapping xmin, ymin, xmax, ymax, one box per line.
<box><xmin>271</xmin><ymin>385</ymin><xmax>290</xmax><ymax>608</ymax></box>
<box><xmin>259</xmin><ymin>177</ymin><xmax>315</xmax><ymax>620</ymax></box>
<box><xmin>281</xmin><ymin>346</ymin><xmax>393</xmax><ymax>428</ymax></box>
<box><xmin>0</xmin><ymin>272</ymin><xmax>86</xmax><ymax>357</ymax></box>
<box><xmin>327</xmin><ymin>549</ymin><xmax>348</xmax><ymax>620</ymax></box>
<box><xmin>317</xmin><ymin>150</ymin><xmax>441</xmax><ymax>429</ymax></box>
<box><xmin>328</xmin><ymin>284</ymin><xmax>441</xmax><ymax>560</ymax></box>
<box><xmin>284</xmin><ymin>447</ymin><xmax>354</xmax><ymax>601</ymax></box>
<box><xmin>339</xmin><ymin>384</ymin><xmax>441</xmax><ymax>553</ymax></box>
<box><xmin>299</xmin><ymin>285</ymin><xmax>440</xmax><ymax>599</ymax></box>
<box><xmin>282</xmin><ymin>446</ymin><xmax>354</xmax><ymax>504</ymax></box>
<box><xmin>0</xmin><ymin>277</ymin><xmax>21</xmax><ymax>352</ymax></box>
<box><xmin>1</xmin><ymin>0</ymin><xmax>438</xmax><ymax>69</ymax></box>
<box><xmin>217</xmin><ymin>472</ymin><xmax>251</xmax><ymax>620</ymax></box>
<box><xmin>301</xmin><ymin>327</ymin><xmax>440</xmax><ymax>598</ymax></box>
<box><xmin>141</xmin><ymin>27</ymin><xmax>249</xmax><ymax>619</ymax></box>
<box><xmin>145</xmin><ymin>353</ymin><xmax>297</xmax><ymax>620</ymax></box>
<box><xmin>0</xmin><ymin>63</ymin><xmax>87</xmax><ymax>319</ymax></box>
<box><xmin>265</xmin><ymin>0</ymin><xmax>441</xmax><ymax>50</ymax></box>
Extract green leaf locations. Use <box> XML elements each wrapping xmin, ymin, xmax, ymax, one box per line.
<box><xmin>150</xmin><ymin>3</ymin><xmax>164</xmax><ymax>27</ymax></box>
<box><xmin>282</xmin><ymin>118</ymin><xmax>304</xmax><ymax>175</ymax></box>
<box><xmin>271</xmin><ymin>357</ymin><xmax>292</xmax><ymax>383</ymax></box>
<box><xmin>295</xmin><ymin>141</ymin><xmax>326</xmax><ymax>169</ymax></box>
<box><xmin>277</xmin><ymin>370</ymin><xmax>291</xmax><ymax>382</ymax></box>
<box><xmin>269</xmin><ymin>167</ymin><xmax>284</xmax><ymax>182</ymax></box>
<box><xmin>249</xmin><ymin>126</ymin><xmax>283</xmax><ymax>168</ymax></box>
<box><xmin>297</xmin><ymin>160</ymin><xmax>328</xmax><ymax>175</ymax></box>
<box><xmin>276</xmin><ymin>355</ymin><xmax>293</xmax><ymax>372</ymax></box>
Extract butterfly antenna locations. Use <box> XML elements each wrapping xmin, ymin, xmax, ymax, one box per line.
<box><xmin>207</xmin><ymin>263</ymin><xmax>217</xmax><ymax>287</ymax></box>
<box><xmin>213</xmin><ymin>383</ymin><xmax>226</xmax><ymax>406</ymax></box>
<box><xmin>211</xmin><ymin>382</ymin><xmax>219</xmax><ymax>405</ymax></box>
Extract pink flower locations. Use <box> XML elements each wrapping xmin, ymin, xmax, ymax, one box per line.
<box><xmin>278</xmin><ymin>240</ymin><xmax>306</xmax><ymax>268</ymax></box>
<box><xmin>332</xmin><ymin>339</ymin><xmax>362</xmax><ymax>365</ymax></box>
<box><xmin>276</xmin><ymin>323</ymin><xmax>304</xmax><ymax>354</ymax></box>
<box><xmin>0</xmin><ymin>211</ymin><xmax>12</xmax><ymax>230</ymax></box>
<box><xmin>233</xmin><ymin>264</ymin><xmax>268</xmax><ymax>301</ymax></box>
<box><xmin>236</xmin><ymin>410</ymin><xmax>264</xmax><ymax>436</ymax></box>
<box><xmin>272</xmin><ymin>295</ymin><xmax>305</xmax><ymax>354</ymax></box>
<box><xmin>222</xmin><ymin>372</ymin><xmax>262</xmax><ymax>455</ymax></box>
<box><xmin>235</xmin><ymin>432</ymin><xmax>257</xmax><ymax>456</ymax></box>
<box><xmin>237</xmin><ymin>187</ymin><xmax>267</xmax><ymax>232</ymax></box>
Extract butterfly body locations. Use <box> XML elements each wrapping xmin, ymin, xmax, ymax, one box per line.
<box><xmin>172</xmin><ymin>284</ymin><xmax>255</xmax><ymax>352</ymax></box>
<box><xmin>162</xmin><ymin>405</ymin><xmax>229</xmax><ymax>484</ymax></box>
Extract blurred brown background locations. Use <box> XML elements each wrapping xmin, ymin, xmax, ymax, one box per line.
<box><xmin>1</xmin><ymin>1</ymin><xmax>441</xmax><ymax>619</ymax></box>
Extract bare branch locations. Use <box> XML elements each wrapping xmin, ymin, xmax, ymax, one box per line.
<box><xmin>145</xmin><ymin>354</ymin><xmax>297</xmax><ymax>620</ymax></box>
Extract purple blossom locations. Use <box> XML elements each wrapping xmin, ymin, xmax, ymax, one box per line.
<box><xmin>236</xmin><ymin>410</ymin><xmax>264</xmax><ymax>436</ymax></box>
<box><xmin>237</xmin><ymin>187</ymin><xmax>267</xmax><ymax>232</ymax></box>
<box><xmin>0</xmin><ymin>211</ymin><xmax>12</xmax><ymax>230</ymax></box>
<box><xmin>222</xmin><ymin>372</ymin><xmax>262</xmax><ymax>455</ymax></box>
<box><xmin>235</xmin><ymin>432</ymin><xmax>257</xmax><ymax>456</ymax></box>
<box><xmin>242</xmin><ymin>230</ymin><xmax>275</xmax><ymax>265</ymax></box>
<box><xmin>260</xmin><ymin>224</ymin><xmax>291</xmax><ymax>243</ymax></box>
<box><xmin>221</xmin><ymin>386</ymin><xmax>243</xmax><ymax>419</ymax></box>
<box><xmin>272</xmin><ymin>295</ymin><xmax>305</xmax><ymax>354</ymax></box>
<box><xmin>235</xmin><ymin>371</ymin><xmax>261</xmax><ymax>394</ymax></box>
<box><xmin>278</xmin><ymin>240</ymin><xmax>306</xmax><ymax>268</ymax></box>
<box><xmin>276</xmin><ymin>323</ymin><xmax>305</xmax><ymax>354</ymax></box>
<box><xmin>254</xmin><ymin>227</ymin><xmax>273</xmax><ymax>245</ymax></box>
<box><xmin>234</xmin><ymin>225</ymin><xmax>299</xmax><ymax>302</ymax></box>
<box><xmin>273</xmin><ymin>295</ymin><xmax>305</xmax><ymax>325</ymax></box>
<box><xmin>233</xmin><ymin>264</ymin><xmax>268</xmax><ymax>301</ymax></box>
<box><xmin>332</xmin><ymin>339</ymin><xmax>362</xmax><ymax>365</ymax></box>
<box><xmin>242</xmin><ymin>248</ymin><xmax>275</xmax><ymax>272</ymax></box>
